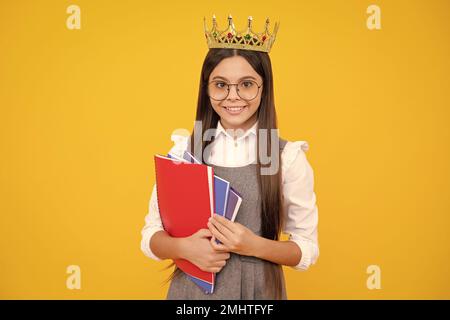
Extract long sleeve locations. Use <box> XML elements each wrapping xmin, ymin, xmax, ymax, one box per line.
<box><xmin>281</xmin><ymin>141</ymin><xmax>320</xmax><ymax>271</ymax></box>
<box><xmin>140</xmin><ymin>134</ymin><xmax>190</xmax><ymax>261</ymax></box>
<box><xmin>140</xmin><ymin>183</ymin><xmax>165</xmax><ymax>261</ymax></box>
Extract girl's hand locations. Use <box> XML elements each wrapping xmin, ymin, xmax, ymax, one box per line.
<box><xmin>182</xmin><ymin>229</ymin><xmax>231</xmax><ymax>273</ymax></box>
<box><xmin>207</xmin><ymin>214</ymin><xmax>260</xmax><ymax>257</ymax></box>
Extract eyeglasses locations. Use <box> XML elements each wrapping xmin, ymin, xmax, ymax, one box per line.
<box><xmin>206</xmin><ymin>79</ymin><xmax>263</xmax><ymax>101</ymax></box>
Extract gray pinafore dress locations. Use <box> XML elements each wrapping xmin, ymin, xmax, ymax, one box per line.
<box><xmin>166</xmin><ymin>138</ymin><xmax>288</xmax><ymax>300</ymax></box>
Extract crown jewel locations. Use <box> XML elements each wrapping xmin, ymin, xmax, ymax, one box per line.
<box><xmin>204</xmin><ymin>14</ymin><xmax>279</xmax><ymax>53</ymax></box>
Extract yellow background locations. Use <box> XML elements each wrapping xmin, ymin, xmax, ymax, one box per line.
<box><xmin>1</xmin><ymin>0</ymin><xmax>449</xmax><ymax>299</ymax></box>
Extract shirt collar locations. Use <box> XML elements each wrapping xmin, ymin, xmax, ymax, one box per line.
<box><xmin>216</xmin><ymin>119</ymin><xmax>258</xmax><ymax>141</ymax></box>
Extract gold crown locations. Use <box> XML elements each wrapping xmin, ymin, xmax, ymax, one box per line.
<box><xmin>203</xmin><ymin>14</ymin><xmax>279</xmax><ymax>53</ymax></box>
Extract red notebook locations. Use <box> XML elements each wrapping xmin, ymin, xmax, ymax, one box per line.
<box><xmin>154</xmin><ymin>154</ymin><xmax>215</xmax><ymax>286</ymax></box>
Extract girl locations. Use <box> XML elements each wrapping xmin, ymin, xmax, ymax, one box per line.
<box><xmin>140</xmin><ymin>16</ymin><xmax>319</xmax><ymax>300</ymax></box>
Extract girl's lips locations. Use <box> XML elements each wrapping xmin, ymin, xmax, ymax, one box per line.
<box><xmin>222</xmin><ymin>106</ymin><xmax>247</xmax><ymax>115</ymax></box>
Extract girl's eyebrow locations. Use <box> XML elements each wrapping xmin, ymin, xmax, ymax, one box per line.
<box><xmin>211</xmin><ymin>76</ymin><xmax>257</xmax><ymax>81</ymax></box>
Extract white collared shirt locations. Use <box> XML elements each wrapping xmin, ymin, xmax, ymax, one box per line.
<box><xmin>140</xmin><ymin>120</ymin><xmax>319</xmax><ymax>271</ymax></box>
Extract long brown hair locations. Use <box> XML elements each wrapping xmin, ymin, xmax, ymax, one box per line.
<box><xmin>163</xmin><ymin>48</ymin><xmax>285</xmax><ymax>299</ymax></box>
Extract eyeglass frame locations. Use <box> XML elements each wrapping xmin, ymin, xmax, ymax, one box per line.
<box><xmin>205</xmin><ymin>79</ymin><xmax>263</xmax><ymax>101</ymax></box>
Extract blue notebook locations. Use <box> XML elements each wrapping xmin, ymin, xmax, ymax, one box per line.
<box><xmin>188</xmin><ymin>274</ymin><xmax>214</xmax><ymax>295</ymax></box>
<box><xmin>225</xmin><ymin>187</ymin><xmax>242</xmax><ymax>222</ymax></box>
<box><xmin>213</xmin><ymin>175</ymin><xmax>230</xmax><ymax>217</ymax></box>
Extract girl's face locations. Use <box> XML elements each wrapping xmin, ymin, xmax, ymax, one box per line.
<box><xmin>208</xmin><ymin>55</ymin><xmax>263</xmax><ymax>131</ymax></box>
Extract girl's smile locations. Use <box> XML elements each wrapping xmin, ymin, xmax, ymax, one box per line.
<box><xmin>222</xmin><ymin>105</ymin><xmax>248</xmax><ymax>116</ymax></box>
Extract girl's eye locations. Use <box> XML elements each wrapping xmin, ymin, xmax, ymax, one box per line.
<box><xmin>241</xmin><ymin>81</ymin><xmax>254</xmax><ymax>88</ymax></box>
<box><xmin>215</xmin><ymin>82</ymin><xmax>226</xmax><ymax>88</ymax></box>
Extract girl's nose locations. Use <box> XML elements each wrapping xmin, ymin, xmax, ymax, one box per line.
<box><xmin>227</xmin><ymin>84</ymin><xmax>240</xmax><ymax>100</ymax></box>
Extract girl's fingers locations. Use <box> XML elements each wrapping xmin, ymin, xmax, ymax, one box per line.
<box><xmin>211</xmin><ymin>260</ymin><xmax>226</xmax><ymax>268</ymax></box>
<box><xmin>209</xmin><ymin>216</ymin><xmax>234</xmax><ymax>240</ymax></box>
<box><xmin>213</xmin><ymin>214</ymin><xmax>238</xmax><ymax>232</ymax></box>
<box><xmin>208</xmin><ymin>221</ymin><xmax>231</xmax><ymax>247</ymax></box>
<box><xmin>217</xmin><ymin>252</ymin><xmax>231</xmax><ymax>260</ymax></box>
<box><xmin>210</xmin><ymin>236</ymin><xmax>229</xmax><ymax>252</ymax></box>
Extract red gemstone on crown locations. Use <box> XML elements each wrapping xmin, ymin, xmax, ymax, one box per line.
<box><xmin>227</xmin><ymin>32</ymin><xmax>233</xmax><ymax>39</ymax></box>
<box><xmin>262</xmin><ymin>35</ymin><xmax>267</xmax><ymax>41</ymax></box>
